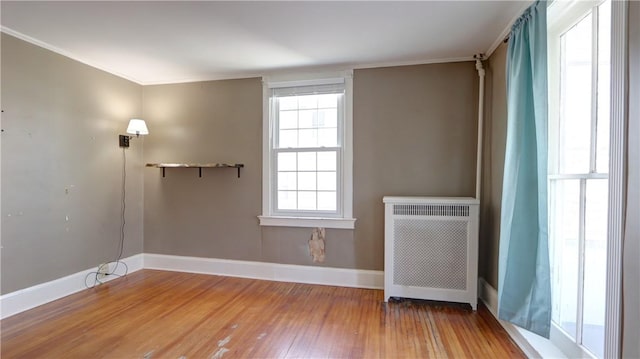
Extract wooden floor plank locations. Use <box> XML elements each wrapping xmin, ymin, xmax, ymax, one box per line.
<box><xmin>1</xmin><ymin>270</ymin><xmax>525</xmax><ymax>358</ymax></box>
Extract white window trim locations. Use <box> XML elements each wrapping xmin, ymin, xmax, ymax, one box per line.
<box><xmin>259</xmin><ymin>71</ymin><xmax>355</xmax><ymax>229</ymax></box>
<box><xmin>603</xmin><ymin>0</ymin><xmax>626</xmax><ymax>357</ymax></box>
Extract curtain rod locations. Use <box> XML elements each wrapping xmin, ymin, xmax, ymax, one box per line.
<box><xmin>504</xmin><ymin>0</ymin><xmax>554</xmax><ymax>44</ymax></box>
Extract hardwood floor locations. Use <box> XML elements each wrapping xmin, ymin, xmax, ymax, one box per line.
<box><xmin>1</xmin><ymin>270</ymin><xmax>525</xmax><ymax>358</ymax></box>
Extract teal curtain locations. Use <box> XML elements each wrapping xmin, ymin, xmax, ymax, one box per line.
<box><xmin>498</xmin><ymin>0</ymin><xmax>551</xmax><ymax>338</ymax></box>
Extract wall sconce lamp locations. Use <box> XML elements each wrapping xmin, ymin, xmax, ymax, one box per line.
<box><xmin>119</xmin><ymin>118</ymin><xmax>149</xmax><ymax>147</ymax></box>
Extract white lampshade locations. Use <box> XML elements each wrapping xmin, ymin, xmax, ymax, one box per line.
<box><xmin>126</xmin><ymin>118</ymin><xmax>149</xmax><ymax>136</ymax></box>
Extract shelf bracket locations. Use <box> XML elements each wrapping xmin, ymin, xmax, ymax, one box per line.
<box><xmin>235</xmin><ymin>164</ymin><xmax>244</xmax><ymax>178</ymax></box>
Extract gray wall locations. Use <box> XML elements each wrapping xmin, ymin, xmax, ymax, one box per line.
<box><xmin>1</xmin><ymin>33</ymin><xmax>145</xmax><ymax>294</ymax></box>
<box><xmin>478</xmin><ymin>43</ymin><xmax>508</xmax><ymax>289</ymax></box>
<box><xmin>143</xmin><ymin>62</ymin><xmax>478</xmax><ymax>270</ymax></box>
<box><xmin>142</xmin><ymin>79</ymin><xmax>264</xmax><ymax>261</ymax></box>
<box><xmin>353</xmin><ymin>64</ymin><xmax>477</xmax><ymax>270</ymax></box>
<box><xmin>623</xmin><ymin>2</ymin><xmax>639</xmax><ymax>357</ymax></box>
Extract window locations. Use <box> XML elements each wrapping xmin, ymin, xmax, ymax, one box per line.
<box><xmin>259</xmin><ymin>73</ymin><xmax>354</xmax><ymax>229</ymax></box>
<box><xmin>548</xmin><ymin>1</ymin><xmax>611</xmax><ymax>358</ymax></box>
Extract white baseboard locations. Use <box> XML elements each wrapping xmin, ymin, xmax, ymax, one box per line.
<box><xmin>144</xmin><ymin>253</ymin><xmax>384</xmax><ymax>290</ymax></box>
<box><xmin>0</xmin><ymin>254</ymin><xmax>144</xmax><ymax>320</ymax></box>
<box><xmin>478</xmin><ymin>277</ymin><xmax>567</xmax><ymax>359</ymax></box>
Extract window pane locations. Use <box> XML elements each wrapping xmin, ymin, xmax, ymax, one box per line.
<box><xmin>298</xmin><ymin>172</ymin><xmax>316</xmax><ymax>191</ymax></box>
<box><xmin>317</xmin><ymin>152</ymin><xmax>336</xmax><ymax>171</ymax></box>
<box><xmin>582</xmin><ymin>179</ymin><xmax>608</xmax><ymax>358</ymax></box>
<box><xmin>275</xmin><ymin>93</ymin><xmax>340</xmax><ymax>151</ymax></box>
<box><xmin>559</xmin><ymin>14</ymin><xmax>593</xmax><ymax>174</ymax></box>
<box><xmin>278</xmin><ymin>152</ymin><xmax>297</xmax><ymax>171</ymax></box>
<box><xmin>277</xmin><ymin>172</ymin><xmax>296</xmax><ymax>190</ymax></box>
<box><xmin>279</xmin><ymin>96</ymin><xmax>297</xmax><ymax>110</ymax></box>
<box><xmin>596</xmin><ymin>0</ymin><xmax>611</xmax><ymax>174</ymax></box>
<box><xmin>550</xmin><ymin>179</ymin><xmax>580</xmax><ymax>339</ymax></box>
<box><xmin>298</xmin><ymin>152</ymin><xmax>316</xmax><ymax>171</ymax></box>
<box><xmin>279</xmin><ymin>129</ymin><xmax>298</xmax><ymax>148</ymax></box>
<box><xmin>278</xmin><ymin>191</ymin><xmax>296</xmax><ymax>210</ymax></box>
<box><xmin>298</xmin><ymin>129</ymin><xmax>317</xmax><ymax>147</ymax></box>
<box><xmin>318</xmin><ymin>128</ymin><xmax>338</xmax><ymax>147</ymax></box>
<box><xmin>317</xmin><ymin>172</ymin><xmax>336</xmax><ymax>191</ymax></box>
<box><xmin>318</xmin><ymin>109</ymin><xmax>337</xmax><ymax>128</ymax></box>
<box><xmin>279</xmin><ymin>110</ymin><xmax>297</xmax><ymax>129</ymax></box>
<box><xmin>298</xmin><ymin>95</ymin><xmax>318</xmax><ymax>109</ymax></box>
<box><xmin>318</xmin><ymin>191</ymin><xmax>337</xmax><ymax>211</ymax></box>
<box><xmin>298</xmin><ymin>191</ymin><xmax>316</xmax><ymax>210</ymax></box>
<box><xmin>318</xmin><ymin>94</ymin><xmax>337</xmax><ymax>108</ymax></box>
<box><xmin>298</xmin><ymin>110</ymin><xmax>316</xmax><ymax>129</ymax></box>
<box><xmin>276</xmin><ymin>151</ymin><xmax>339</xmax><ymax>213</ymax></box>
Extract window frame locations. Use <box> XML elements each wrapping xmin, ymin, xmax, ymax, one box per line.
<box><xmin>547</xmin><ymin>1</ymin><xmax>624</xmax><ymax>358</ymax></box>
<box><xmin>259</xmin><ymin>72</ymin><xmax>355</xmax><ymax>229</ymax></box>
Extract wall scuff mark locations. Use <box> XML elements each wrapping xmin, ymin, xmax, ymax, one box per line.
<box><xmin>309</xmin><ymin>227</ymin><xmax>326</xmax><ymax>263</ymax></box>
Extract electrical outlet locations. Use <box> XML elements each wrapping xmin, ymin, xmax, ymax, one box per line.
<box><xmin>119</xmin><ymin>135</ymin><xmax>130</xmax><ymax>147</ymax></box>
<box><xmin>97</xmin><ymin>263</ymin><xmax>110</xmax><ymax>279</ymax></box>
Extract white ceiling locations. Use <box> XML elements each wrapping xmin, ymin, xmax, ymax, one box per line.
<box><xmin>1</xmin><ymin>1</ymin><xmax>531</xmax><ymax>85</ymax></box>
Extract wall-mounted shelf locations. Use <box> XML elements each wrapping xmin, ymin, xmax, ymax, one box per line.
<box><xmin>146</xmin><ymin>163</ymin><xmax>244</xmax><ymax>178</ymax></box>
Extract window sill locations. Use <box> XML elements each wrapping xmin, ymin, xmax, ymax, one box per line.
<box><xmin>258</xmin><ymin>216</ymin><xmax>356</xmax><ymax>229</ymax></box>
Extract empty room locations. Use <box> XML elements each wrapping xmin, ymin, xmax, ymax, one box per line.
<box><xmin>1</xmin><ymin>1</ymin><xmax>638</xmax><ymax>358</ymax></box>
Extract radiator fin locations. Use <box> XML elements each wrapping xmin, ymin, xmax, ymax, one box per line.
<box><xmin>393</xmin><ymin>204</ymin><xmax>469</xmax><ymax>217</ymax></box>
<box><xmin>392</xmin><ymin>218</ymin><xmax>467</xmax><ymax>290</ymax></box>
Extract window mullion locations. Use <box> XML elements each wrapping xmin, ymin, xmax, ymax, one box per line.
<box><xmin>576</xmin><ymin>178</ymin><xmax>587</xmax><ymax>345</ymax></box>
<box><xmin>589</xmin><ymin>5</ymin><xmax>599</xmax><ymax>173</ymax></box>
<box><xmin>559</xmin><ymin>35</ymin><xmax>567</xmax><ymax>174</ymax></box>
<box><xmin>276</xmin><ymin>147</ymin><xmax>340</xmax><ymax>153</ymax></box>
<box><xmin>272</xmin><ymin>97</ymin><xmax>280</xmax><ymax>150</ymax></box>
<box><xmin>549</xmin><ymin>173</ymin><xmax>608</xmax><ymax>180</ymax></box>
<box><xmin>271</xmin><ymin>95</ymin><xmax>278</xmax><ymax>214</ymax></box>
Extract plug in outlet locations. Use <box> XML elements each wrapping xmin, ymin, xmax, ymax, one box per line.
<box><xmin>97</xmin><ymin>263</ymin><xmax>110</xmax><ymax>279</ymax></box>
<box><xmin>119</xmin><ymin>135</ymin><xmax>130</xmax><ymax>147</ymax></box>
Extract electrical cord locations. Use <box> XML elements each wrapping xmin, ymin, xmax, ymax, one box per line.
<box><xmin>85</xmin><ymin>147</ymin><xmax>130</xmax><ymax>288</ymax></box>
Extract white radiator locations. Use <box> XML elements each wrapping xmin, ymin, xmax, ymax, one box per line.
<box><xmin>383</xmin><ymin>196</ymin><xmax>479</xmax><ymax>310</ymax></box>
